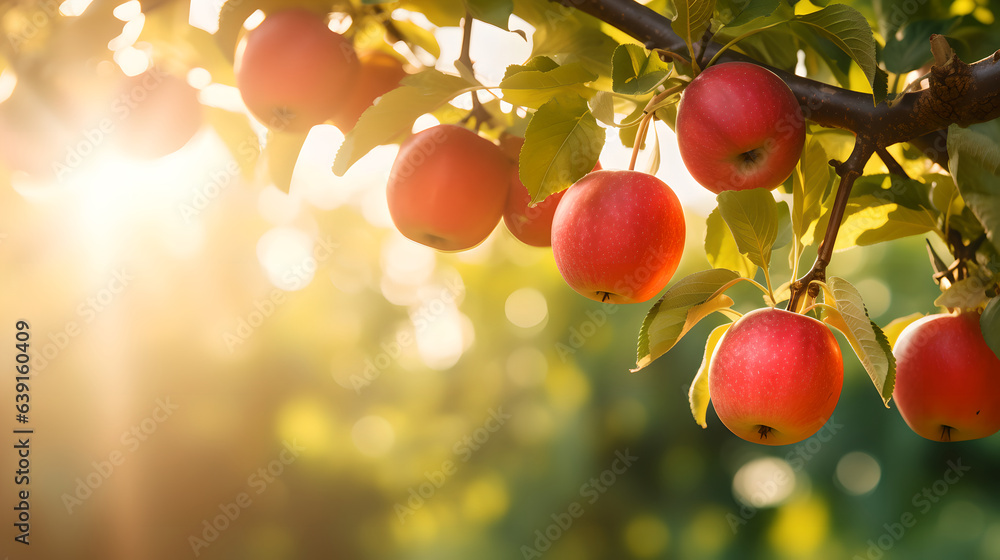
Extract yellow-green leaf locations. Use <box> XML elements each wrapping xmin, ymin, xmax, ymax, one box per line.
<box><xmin>717</xmin><ymin>188</ymin><xmax>779</xmax><ymax>269</ymax></box>
<box><xmin>983</xmin><ymin>297</ymin><xmax>1000</xmax><ymax>360</ymax></box>
<box><xmin>689</xmin><ymin>323</ymin><xmax>732</xmax><ymax>428</ymax></box>
<box><xmin>934</xmin><ymin>273</ymin><xmax>995</xmax><ymax>310</ymax></box>
<box><xmin>520</xmin><ymin>95</ymin><xmax>604</xmax><ymax>204</ymax></box>
<box><xmin>499</xmin><ymin>62</ymin><xmax>597</xmax><ymax>109</ymax></box>
<box><xmin>333</xmin><ymin>70</ymin><xmax>475</xmax><ymax>176</ymax></box>
<box><xmin>793</xmin><ymin>137</ymin><xmax>834</xmax><ymax>246</ymax></box>
<box><xmin>821</xmin><ymin>276</ymin><xmax>895</xmax><ymax>406</ymax></box>
<box><xmin>883</xmin><ymin>312</ymin><xmax>925</xmax><ymax>348</ymax></box>
<box><xmin>265</xmin><ymin>130</ymin><xmax>308</xmax><ymax>193</ymax></box>
<box><xmin>672</xmin><ymin>0</ymin><xmax>716</xmax><ymax>61</ymax></box>
<box><xmin>635</xmin><ymin>269</ymin><xmax>741</xmax><ymax>371</ymax></box>
<box><xmin>705</xmin><ymin>208</ymin><xmax>757</xmax><ymax>278</ymax></box>
<box><xmin>791</xmin><ymin>4</ymin><xmax>878</xmax><ymax>91</ymax></box>
<box><xmin>835</xmin><ymin>196</ymin><xmax>938</xmax><ymax>250</ymax></box>
<box><xmin>611</xmin><ymin>44</ymin><xmax>671</xmax><ymax>95</ymax></box>
<box><xmin>948</xmin><ymin>123</ymin><xmax>1000</xmax><ymax>255</ymax></box>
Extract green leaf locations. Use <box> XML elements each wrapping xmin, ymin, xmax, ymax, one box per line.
<box><xmin>618</xmin><ymin>103</ymin><xmax>645</xmax><ymax>149</ymax></box>
<box><xmin>519</xmin><ymin>95</ymin><xmax>604</xmax><ymax>204</ymax></box>
<box><xmin>982</xmin><ymin>297</ymin><xmax>1000</xmax><ymax>361</ymax></box>
<box><xmin>672</xmin><ymin>0</ymin><xmax>716</xmax><ymax>58</ymax></box>
<box><xmin>464</xmin><ymin>0</ymin><xmax>512</xmax><ymax>30</ymax></box>
<box><xmin>947</xmin><ymin>123</ymin><xmax>1000</xmax><ymax>255</ymax></box>
<box><xmin>705</xmin><ymin>208</ymin><xmax>757</xmax><ymax>279</ymax></box>
<box><xmin>588</xmin><ymin>91</ymin><xmax>616</xmax><ymax>126</ymax></box>
<box><xmin>399</xmin><ymin>0</ymin><xmax>465</xmax><ymax>27</ymax></box>
<box><xmin>503</xmin><ymin>56</ymin><xmax>559</xmax><ymax>79</ymax></box>
<box><xmin>835</xmin><ymin>195</ymin><xmax>938</xmax><ymax>250</ymax></box>
<box><xmin>790</xmin><ymin>4</ymin><xmax>877</xmax><ymax>91</ymax></box>
<box><xmin>721</xmin><ymin>0</ymin><xmax>781</xmax><ymax>29</ymax></box>
<box><xmin>499</xmin><ymin>61</ymin><xmax>597</xmax><ymax>109</ymax></box>
<box><xmin>635</xmin><ymin>269</ymin><xmax>740</xmax><ymax>370</ymax></box>
<box><xmin>850</xmin><ymin>174</ymin><xmax>935</xmax><ymax>213</ymax></box>
<box><xmin>774</xmin><ymin>200</ymin><xmax>792</xmax><ymax>250</ymax></box>
<box><xmin>612</xmin><ymin>44</ymin><xmax>671</xmax><ymax>95</ymax></box>
<box><xmin>266</xmin><ymin>130</ymin><xmax>308</xmax><ymax>193</ymax></box>
<box><xmin>821</xmin><ymin>277</ymin><xmax>895</xmax><ymax>406</ymax></box>
<box><xmin>792</xmin><ymin>138</ymin><xmax>834</xmax><ymax>246</ymax></box>
<box><xmin>531</xmin><ymin>23</ymin><xmax>617</xmax><ymax>81</ymax></box>
<box><xmin>333</xmin><ymin>70</ymin><xmax>475</xmax><ymax>176</ymax></box>
<box><xmin>689</xmin><ymin>323</ymin><xmax>732</xmax><ymax>428</ymax></box>
<box><xmin>873</xmin><ymin>67</ymin><xmax>890</xmax><ymax>106</ymax></box>
<box><xmin>883</xmin><ymin>17</ymin><xmax>960</xmax><ymax>74</ymax></box>
<box><xmin>717</xmin><ymin>188</ymin><xmax>778</xmax><ymax>269</ymax></box>
<box><xmin>392</xmin><ymin>19</ymin><xmax>441</xmax><ymax>58</ymax></box>
<box><xmin>796</xmin><ymin>28</ymin><xmax>854</xmax><ymax>88</ymax></box>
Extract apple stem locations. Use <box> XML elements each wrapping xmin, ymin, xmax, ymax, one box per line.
<box><xmin>628</xmin><ymin>84</ymin><xmax>685</xmax><ymax>171</ymax></box>
<box><xmin>940</xmin><ymin>425</ymin><xmax>953</xmax><ymax>441</ymax></box>
<box><xmin>628</xmin><ymin>114</ymin><xmax>654</xmax><ymax>171</ymax></box>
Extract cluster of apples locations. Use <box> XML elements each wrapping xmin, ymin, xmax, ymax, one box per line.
<box><xmin>234</xmin><ymin>11</ymin><xmax>1000</xmax><ymax>447</ymax></box>
<box><xmin>386</xmin><ymin>124</ymin><xmax>687</xmax><ymax>305</ymax></box>
<box><xmin>673</xmin><ymin>63</ymin><xmax>1000</xmax><ymax>446</ymax></box>
<box><xmin>234</xmin><ymin>9</ymin><xmax>407</xmax><ymax>134</ymax></box>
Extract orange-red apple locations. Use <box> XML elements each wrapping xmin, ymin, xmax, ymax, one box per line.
<box><xmin>332</xmin><ymin>50</ymin><xmax>407</xmax><ymax>133</ymax></box>
<box><xmin>235</xmin><ymin>9</ymin><xmax>359</xmax><ymax>132</ymax></box>
<box><xmin>550</xmin><ymin>170</ymin><xmax>685</xmax><ymax>303</ymax></box>
<box><xmin>892</xmin><ymin>311</ymin><xmax>1000</xmax><ymax>442</ymax></box>
<box><xmin>386</xmin><ymin>124</ymin><xmax>511</xmax><ymax>251</ymax></box>
<box><xmin>709</xmin><ymin>308</ymin><xmax>843</xmax><ymax>445</ymax></box>
<box><xmin>114</xmin><ymin>70</ymin><xmax>203</xmax><ymax>159</ymax></box>
<box><xmin>501</xmin><ymin>137</ymin><xmax>602</xmax><ymax>247</ymax></box>
<box><xmin>675</xmin><ymin>62</ymin><xmax>805</xmax><ymax>193</ymax></box>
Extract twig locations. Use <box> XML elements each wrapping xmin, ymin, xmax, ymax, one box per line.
<box><xmin>456</xmin><ymin>12</ymin><xmax>490</xmax><ymax>130</ymax></box>
<box><xmin>694</xmin><ymin>27</ymin><xmax>713</xmax><ymax>69</ymax></box>
<box><xmin>876</xmin><ymin>146</ymin><xmax>909</xmax><ymax>178</ymax></box>
<box><xmin>787</xmin><ymin>139</ymin><xmax>875</xmax><ymax>312</ymax></box>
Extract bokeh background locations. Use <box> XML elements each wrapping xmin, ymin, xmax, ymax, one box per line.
<box><xmin>2</xmin><ymin>1</ymin><xmax>1000</xmax><ymax>559</ymax></box>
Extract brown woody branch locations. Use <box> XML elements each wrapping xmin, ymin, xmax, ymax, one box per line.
<box><xmin>554</xmin><ymin>0</ymin><xmax>1000</xmax><ymax>310</ymax></box>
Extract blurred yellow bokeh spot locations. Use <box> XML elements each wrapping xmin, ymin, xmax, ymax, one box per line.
<box><xmin>276</xmin><ymin>397</ymin><xmax>336</xmax><ymax>458</ymax></box>
<box><xmin>351</xmin><ymin>415</ymin><xmax>396</xmax><ymax>458</ymax></box>
<box><xmin>951</xmin><ymin>0</ymin><xmax>995</xmax><ymax>24</ymax></box>
<box><xmin>768</xmin><ymin>496</ymin><xmax>830</xmax><ymax>557</ymax></box>
<box><xmin>461</xmin><ymin>472</ymin><xmax>510</xmax><ymax>524</ymax></box>
<box><xmin>684</xmin><ymin>507</ymin><xmax>732</xmax><ymax>556</ymax></box>
<box><xmin>545</xmin><ymin>364</ymin><xmax>591</xmax><ymax>413</ymax></box>
<box><xmin>624</xmin><ymin>514</ymin><xmax>670</xmax><ymax>558</ymax></box>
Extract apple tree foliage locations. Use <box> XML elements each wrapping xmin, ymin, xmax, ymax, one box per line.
<box><xmin>46</xmin><ymin>0</ymin><xmax>995</xmax><ymax>423</ymax></box>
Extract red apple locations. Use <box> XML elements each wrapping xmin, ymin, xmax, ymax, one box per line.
<box><xmin>892</xmin><ymin>311</ymin><xmax>1000</xmax><ymax>442</ymax></box>
<box><xmin>235</xmin><ymin>9</ymin><xmax>359</xmax><ymax>132</ymax></box>
<box><xmin>502</xmin><ymin>137</ymin><xmax>602</xmax><ymax>247</ymax></box>
<box><xmin>114</xmin><ymin>70</ymin><xmax>203</xmax><ymax>159</ymax></box>
<box><xmin>331</xmin><ymin>50</ymin><xmax>408</xmax><ymax>133</ymax></box>
<box><xmin>709</xmin><ymin>308</ymin><xmax>843</xmax><ymax>445</ymax></box>
<box><xmin>675</xmin><ymin>62</ymin><xmax>805</xmax><ymax>194</ymax></box>
<box><xmin>387</xmin><ymin>124</ymin><xmax>511</xmax><ymax>251</ymax></box>
<box><xmin>550</xmin><ymin>170</ymin><xmax>685</xmax><ymax>303</ymax></box>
